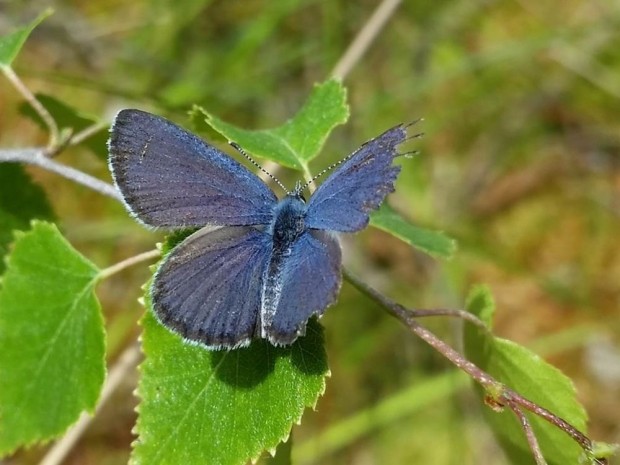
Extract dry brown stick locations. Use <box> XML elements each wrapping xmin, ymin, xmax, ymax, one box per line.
<box><xmin>343</xmin><ymin>268</ymin><xmax>596</xmax><ymax>463</ymax></box>
<box><xmin>330</xmin><ymin>0</ymin><xmax>403</xmax><ymax>80</ymax></box>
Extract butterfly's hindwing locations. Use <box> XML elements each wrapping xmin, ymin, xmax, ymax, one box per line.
<box><xmin>151</xmin><ymin>226</ymin><xmax>271</xmax><ymax>349</ymax></box>
<box><xmin>261</xmin><ymin>230</ymin><xmax>341</xmax><ymax>346</ymax></box>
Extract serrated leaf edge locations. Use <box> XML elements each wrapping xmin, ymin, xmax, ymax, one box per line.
<box><xmin>0</xmin><ymin>220</ymin><xmax>106</xmax><ymax>454</ymax></box>
<box><xmin>130</xmin><ymin>287</ymin><xmax>329</xmax><ymax>465</ymax></box>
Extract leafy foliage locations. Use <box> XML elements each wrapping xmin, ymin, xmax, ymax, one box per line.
<box><xmin>370</xmin><ymin>204</ymin><xmax>456</xmax><ymax>259</ymax></box>
<box><xmin>191</xmin><ymin>81</ymin><xmax>452</xmax><ymax>262</ymax></box>
<box><xmin>0</xmin><ymin>3</ymin><xmax>616</xmax><ymax>463</ymax></box>
<box><xmin>19</xmin><ymin>94</ymin><xmax>108</xmax><ymax>159</ymax></box>
<box><xmin>133</xmin><ymin>304</ymin><xmax>328</xmax><ymax>465</ymax></box>
<box><xmin>191</xmin><ymin>79</ymin><xmax>349</xmax><ymax>170</ymax></box>
<box><xmin>464</xmin><ymin>286</ymin><xmax>588</xmax><ymax>465</ymax></box>
<box><xmin>0</xmin><ymin>164</ymin><xmax>54</xmax><ymax>273</ymax></box>
<box><xmin>0</xmin><ymin>221</ymin><xmax>105</xmax><ymax>454</ymax></box>
<box><xmin>0</xmin><ymin>9</ymin><xmax>52</xmax><ymax>68</ymax></box>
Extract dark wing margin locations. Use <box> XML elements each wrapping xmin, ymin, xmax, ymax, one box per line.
<box><xmin>151</xmin><ymin>226</ymin><xmax>271</xmax><ymax>349</ymax></box>
<box><xmin>108</xmin><ymin>109</ymin><xmax>278</xmax><ymax>229</ymax></box>
<box><xmin>261</xmin><ymin>230</ymin><xmax>342</xmax><ymax>346</ymax></box>
<box><xmin>305</xmin><ymin>124</ymin><xmax>407</xmax><ymax>232</ymax></box>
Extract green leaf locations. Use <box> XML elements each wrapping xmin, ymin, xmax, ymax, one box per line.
<box><xmin>370</xmin><ymin>204</ymin><xmax>457</xmax><ymax>259</ymax></box>
<box><xmin>590</xmin><ymin>441</ymin><xmax>619</xmax><ymax>463</ymax></box>
<box><xmin>191</xmin><ymin>79</ymin><xmax>349</xmax><ymax>170</ymax></box>
<box><xmin>0</xmin><ymin>9</ymin><xmax>52</xmax><ymax>68</ymax></box>
<box><xmin>19</xmin><ymin>93</ymin><xmax>108</xmax><ymax>159</ymax></box>
<box><xmin>263</xmin><ymin>437</ymin><xmax>292</xmax><ymax>465</ymax></box>
<box><xmin>133</xmin><ymin>294</ymin><xmax>329</xmax><ymax>465</ymax></box>
<box><xmin>0</xmin><ymin>221</ymin><xmax>105</xmax><ymax>455</ymax></box>
<box><xmin>0</xmin><ymin>164</ymin><xmax>55</xmax><ymax>274</ymax></box>
<box><xmin>464</xmin><ymin>285</ymin><xmax>589</xmax><ymax>465</ymax></box>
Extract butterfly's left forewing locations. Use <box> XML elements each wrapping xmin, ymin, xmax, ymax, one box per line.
<box><xmin>305</xmin><ymin>125</ymin><xmax>407</xmax><ymax>232</ymax></box>
<box><xmin>109</xmin><ymin>109</ymin><xmax>278</xmax><ymax>229</ymax></box>
<box><xmin>152</xmin><ymin>226</ymin><xmax>271</xmax><ymax>349</ymax></box>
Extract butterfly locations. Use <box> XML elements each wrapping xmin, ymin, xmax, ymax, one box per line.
<box><xmin>108</xmin><ymin>109</ymin><xmax>409</xmax><ymax>349</ymax></box>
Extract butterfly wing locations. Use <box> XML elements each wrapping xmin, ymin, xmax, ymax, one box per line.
<box><xmin>305</xmin><ymin>125</ymin><xmax>407</xmax><ymax>232</ymax></box>
<box><xmin>261</xmin><ymin>230</ymin><xmax>341</xmax><ymax>345</ymax></box>
<box><xmin>109</xmin><ymin>109</ymin><xmax>278</xmax><ymax>229</ymax></box>
<box><xmin>151</xmin><ymin>226</ymin><xmax>271</xmax><ymax>349</ymax></box>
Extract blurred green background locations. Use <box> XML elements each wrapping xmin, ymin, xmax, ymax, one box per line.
<box><xmin>1</xmin><ymin>0</ymin><xmax>619</xmax><ymax>464</ymax></box>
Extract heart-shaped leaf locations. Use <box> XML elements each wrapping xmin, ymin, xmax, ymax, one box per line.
<box><xmin>0</xmin><ymin>221</ymin><xmax>105</xmax><ymax>455</ymax></box>
<box><xmin>464</xmin><ymin>285</ymin><xmax>589</xmax><ymax>465</ymax></box>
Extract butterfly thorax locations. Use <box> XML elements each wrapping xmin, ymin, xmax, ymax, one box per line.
<box><xmin>269</xmin><ymin>194</ymin><xmax>307</xmax><ymax>247</ymax></box>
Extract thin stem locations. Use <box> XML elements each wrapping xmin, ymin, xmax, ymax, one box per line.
<box><xmin>343</xmin><ymin>268</ymin><xmax>595</xmax><ymax>461</ymax></box>
<box><xmin>506</xmin><ymin>400</ymin><xmax>548</xmax><ymax>465</ymax></box>
<box><xmin>0</xmin><ymin>148</ymin><xmax>122</xmax><ymax>201</ymax></box>
<box><xmin>1</xmin><ymin>66</ymin><xmax>60</xmax><ymax>148</ymax></box>
<box><xmin>344</xmin><ymin>268</ymin><xmax>496</xmax><ymax>387</ymax></box>
<box><xmin>69</xmin><ymin>121</ymin><xmax>109</xmax><ymax>147</ymax></box>
<box><xmin>38</xmin><ymin>344</ymin><xmax>142</xmax><ymax>465</ymax></box>
<box><xmin>330</xmin><ymin>0</ymin><xmax>403</xmax><ymax>80</ymax></box>
<box><xmin>405</xmin><ymin>307</ymin><xmax>489</xmax><ymax>330</ymax></box>
<box><xmin>98</xmin><ymin>249</ymin><xmax>161</xmax><ymax>280</ymax></box>
<box><xmin>507</xmin><ymin>391</ymin><xmax>593</xmax><ymax>452</ymax></box>
<box><xmin>301</xmin><ymin>164</ymin><xmax>315</xmax><ymax>193</ymax></box>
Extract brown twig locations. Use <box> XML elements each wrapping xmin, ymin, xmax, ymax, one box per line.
<box><xmin>403</xmin><ymin>307</ymin><xmax>489</xmax><ymax>330</ymax></box>
<box><xmin>505</xmin><ymin>400</ymin><xmax>548</xmax><ymax>465</ymax></box>
<box><xmin>343</xmin><ymin>268</ymin><xmax>596</xmax><ymax>463</ymax></box>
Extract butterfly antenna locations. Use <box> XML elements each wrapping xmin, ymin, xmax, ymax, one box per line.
<box><xmin>229</xmin><ymin>142</ymin><xmax>289</xmax><ymax>194</ymax></box>
<box><xmin>405</xmin><ymin>131</ymin><xmax>424</xmax><ymax>142</ymax></box>
<box><xmin>299</xmin><ymin>152</ymin><xmax>357</xmax><ymax>192</ymax></box>
<box><xmin>299</xmin><ymin>120</ymin><xmax>425</xmax><ymax>192</ymax></box>
<box><xmin>405</xmin><ymin>117</ymin><xmax>424</xmax><ymax>129</ymax></box>
<box><xmin>400</xmin><ymin>149</ymin><xmax>420</xmax><ymax>159</ymax></box>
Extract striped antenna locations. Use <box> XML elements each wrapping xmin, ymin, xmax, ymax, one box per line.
<box><xmin>229</xmin><ymin>142</ymin><xmax>289</xmax><ymax>194</ymax></box>
<box><xmin>299</xmin><ymin>119</ymin><xmax>425</xmax><ymax>193</ymax></box>
<box><xmin>298</xmin><ymin>151</ymin><xmax>357</xmax><ymax>193</ymax></box>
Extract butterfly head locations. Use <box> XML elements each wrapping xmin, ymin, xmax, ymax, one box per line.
<box><xmin>271</xmin><ymin>188</ymin><xmax>307</xmax><ymax>243</ymax></box>
<box><xmin>290</xmin><ymin>180</ymin><xmax>307</xmax><ymax>203</ymax></box>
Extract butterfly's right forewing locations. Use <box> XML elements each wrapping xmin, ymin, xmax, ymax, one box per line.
<box><xmin>305</xmin><ymin>125</ymin><xmax>407</xmax><ymax>232</ymax></box>
<box><xmin>152</xmin><ymin>226</ymin><xmax>272</xmax><ymax>349</ymax></box>
<box><xmin>109</xmin><ymin>109</ymin><xmax>278</xmax><ymax>229</ymax></box>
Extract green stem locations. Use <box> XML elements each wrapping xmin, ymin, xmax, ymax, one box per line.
<box><xmin>97</xmin><ymin>249</ymin><xmax>161</xmax><ymax>281</ymax></box>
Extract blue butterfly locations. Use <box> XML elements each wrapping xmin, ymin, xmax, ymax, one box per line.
<box><xmin>108</xmin><ymin>109</ymin><xmax>408</xmax><ymax>349</ymax></box>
